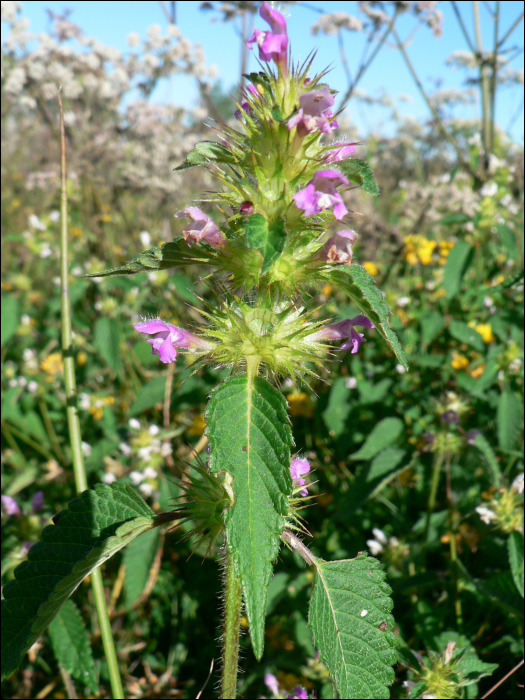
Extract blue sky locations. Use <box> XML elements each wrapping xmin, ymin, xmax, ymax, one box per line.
<box><xmin>11</xmin><ymin>1</ymin><xmax>525</xmax><ymax>141</ymax></box>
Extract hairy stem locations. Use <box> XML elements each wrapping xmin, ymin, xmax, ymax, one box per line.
<box><xmin>58</xmin><ymin>91</ymin><xmax>124</xmax><ymax>700</ymax></box>
<box><xmin>221</xmin><ymin>550</ymin><xmax>243</xmax><ymax>699</ymax></box>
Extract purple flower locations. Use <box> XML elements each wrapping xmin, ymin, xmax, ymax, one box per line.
<box><xmin>1</xmin><ymin>495</ymin><xmax>21</xmax><ymax>517</ymax></box>
<box><xmin>290</xmin><ymin>458</ymin><xmax>310</xmax><ymax>497</ymax></box>
<box><xmin>239</xmin><ymin>200</ymin><xmax>254</xmax><ymax>215</ymax></box>
<box><xmin>174</xmin><ymin>207</ymin><xmax>226</xmax><ymax>248</ymax></box>
<box><xmin>318</xmin><ymin>229</ymin><xmax>358</xmax><ymax>265</ymax></box>
<box><xmin>294</xmin><ymin>170</ymin><xmax>349</xmax><ymax>220</ymax></box>
<box><xmin>325</xmin><ymin>142</ymin><xmax>357</xmax><ymax>163</ymax></box>
<box><xmin>264</xmin><ymin>673</ymin><xmax>280</xmax><ymax>697</ymax></box>
<box><xmin>31</xmin><ymin>491</ymin><xmax>45</xmax><ymax>513</ymax></box>
<box><xmin>234</xmin><ymin>84</ymin><xmax>260</xmax><ymax>120</ymax></box>
<box><xmin>289</xmin><ymin>689</ymin><xmax>309</xmax><ymax>700</ymax></box>
<box><xmin>134</xmin><ymin>319</ymin><xmax>212</xmax><ymax>365</ymax></box>
<box><xmin>441</xmin><ymin>410</ymin><xmax>460</xmax><ymax>425</ymax></box>
<box><xmin>465</xmin><ymin>429</ymin><xmax>481</xmax><ymax>445</ymax></box>
<box><xmin>309</xmin><ymin>315</ymin><xmax>375</xmax><ymax>353</ymax></box>
<box><xmin>20</xmin><ymin>541</ymin><xmax>34</xmax><ymax>556</ymax></box>
<box><xmin>287</xmin><ymin>87</ymin><xmax>338</xmax><ymax>137</ymax></box>
<box><xmin>247</xmin><ymin>2</ymin><xmax>288</xmax><ymax>71</ymax></box>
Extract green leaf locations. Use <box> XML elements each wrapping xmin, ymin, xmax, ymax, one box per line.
<box><xmin>497</xmin><ymin>387</ymin><xmax>523</xmax><ymax>451</ymax></box>
<box><xmin>497</xmin><ymin>223</ymin><xmax>520</xmax><ymax>260</ymax></box>
<box><xmin>358</xmin><ymin>378</ymin><xmax>393</xmax><ymax>405</ymax></box>
<box><xmin>421</xmin><ymin>311</ymin><xmax>445</xmax><ymax>346</ymax></box>
<box><xmin>1</xmin><ymin>483</ymin><xmax>155</xmax><ymax>680</ymax></box>
<box><xmin>175</xmin><ymin>140</ymin><xmax>238</xmax><ymax>170</ymax></box>
<box><xmin>206</xmin><ymin>375</ymin><xmax>293</xmax><ymax>659</ymax></box>
<box><xmin>129</xmin><ymin>375</ymin><xmax>167</xmax><ymax>416</ymax></box>
<box><xmin>1</xmin><ymin>296</ymin><xmax>19</xmax><ymax>349</ymax></box>
<box><xmin>48</xmin><ymin>599</ymin><xmax>97</xmax><ymax>694</ymax></box>
<box><xmin>351</xmin><ymin>418</ymin><xmax>404</xmax><ymax>461</ymax></box>
<box><xmin>470</xmin><ymin>433</ymin><xmax>501</xmax><ymax>486</ymax></box>
<box><xmin>84</xmin><ymin>240</ymin><xmax>212</xmax><ymax>278</ymax></box>
<box><xmin>322</xmin><ymin>377</ymin><xmax>351</xmax><ymax>438</ymax></box>
<box><xmin>443</xmin><ymin>241</ymin><xmax>473</xmax><ymax>299</ymax></box>
<box><xmin>94</xmin><ymin>317</ymin><xmax>121</xmax><ymax>376</ymax></box>
<box><xmin>508</xmin><ymin>531</ymin><xmax>524</xmax><ymax>598</ymax></box>
<box><xmin>321</xmin><ymin>265</ymin><xmax>408</xmax><ymax>370</ymax></box>
<box><xmin>449</xmin><ymin>320</ymin><xmax>485</xmax><ymax>352</ymax></box>
<box><xmin>337</xmin><ymin>160</ymin><xmax>380</xmax><ymax>196</ymax></box>
<box><xmin>436</xmin><ymin>212</ymin><xmax>472</xmax><ymax>225</ymax></box>
<box><xmin>244</xmin><ymin>214</ymin><xmax>286</xmax><ymax>274</ymax></box>
<box><xmin>458</xmin><ymin>656</ymin><xmax>498</xmax><ymax>687</ymax></box>
<box><xmin>123</xmin><ymin>526</ymin><xmax>161</xmax><ymax>608</ymax></box>
<box><xmin>308</xmin><ymin>553</ymin><xmax>397</xmax><ymax>699</ymax></box>
<box><xmin>367</xmin><ymin>448</ymin><xmax>406</xmax><ymax>482</ymax></box>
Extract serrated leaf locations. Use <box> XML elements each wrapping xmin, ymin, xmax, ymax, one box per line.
<box><xmin>322</xmin><ymin>377</ymin><xmax>351</xmax><ymax>438</ymax></box>
<box><xmin>321</xmin><ymin>265</ymin><xmax>408</xmax><ymax>370</ymax></box>
<box><xmin>244</xmin><ymin>214</ymin><xmax>286</xmax><ymax>274</ymax></box>
<box><xmin>308</xmin><ymin>553</ymin><xmax>397</xmax><ymax>699</ymax></box>
<box><xmin>175</xmin><ymin>141</ymin><xmax>238</xmax><ymax>170</ymax></box>
<box><xmin>123</xmin><ymin>526</ymin><xmax>161</xmax><ymax>608</ymax></box>
<box><xmin>206</xmin><ymin>375</ymin><xmax>293</xmax><ymax>659</ymax></box>
<box><xmin>497</xmin><ymin>387</ymin><xmax>523</xmax><ymax>451</ymax></box>
<box><xmin>84</xmin><ymin>239</ymin><xmax>212</xmax><ymax>278</ymax></box>
<box><xmin>449</xmin><ymin>320</ymin><xmax>485</xmax><ymax>352</ymax></box>
<box><xmin>1</xmin><ymin>295</ymin><xmax>19</xmax><ymax>349</ymax></box>
<box><xmin>48</xmin><ymin>599</ymin><xmax>97</xmax><ymax>693</ymax></box>
<box><xmin>337</xmin><ymin>159</ymin><xmax>380</xmax><ymax>196</ymax></box>
<box><xmin>508</xmin><ymin>531</ymin><xmax>524</xmax><ymax>598</ymax></box>
<box><xmin>1</xmin><ymin>482</ymin><xmax>155</xmax><ymax>680</ymax></box>
<box><xmin>458</xmin><ymin>656</ymin><xmax>498</xmax><ymax>686</ymax></box>
<box><xmin>443</xmin><ymin>241</ymin><xmax>473</xmax><ymax>299</ymax></box>
<box><xmin>351</xmin><ymin>418</ymin><xmax>404</xmax><ymax>461</ymax></box>
<box><xmin>94</xmin><ymin>317</ymin><xmax>121</xmax><ymax>376</ymax></box>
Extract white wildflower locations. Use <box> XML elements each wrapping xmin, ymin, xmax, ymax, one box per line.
<box><xmin>140</xmin><ymin>231</ymin><xmax>152</xmax><ymax>248</ymax></box>
<box><xmin>81</xmin><ymin>441</ymin><xmax>92</xmax><ymax>457</ymax></box>
<box><xmin>119</xmin><ymin>442</ymin><xmax>133</xmax><ymax>457</ymax></box>
<box><xmin>511</xmin><ymin>473</ymin><xmax>524</xmax><ymax>495</ymax></box>
<box><xmin>148</xmin><ymin>424</ymin><xmax>160</xmax><ymax>436</ymax></box>
<box><xmin>129</xmin><ymin>471</ymin><xmax>144</xmax><ymax>485</ymax></box>
<box><xmin>28</xmin><ymin>213</ymin><xmax>46</xmax><ymax>231</ymax></box>
<box><xmin>139</xmin><ymin>482</ymin><xmax>153</xmax><ymax>497</ymax></box>
<box><xmin>127</xmin><ymin>31</ymin><xmax>141</xmax><ymax>47</ymax></box>
<box><xmin>143</xmin><ymin>466</ymin><xmax>158</xmax><ymax>479</ymax></box>
<box><xmin>397</xmin><ymin>296</ymin><xmax>410</xmax><ymax>307</ymax></box>
<box><xmin>102</xmin><ymin>473</ymin><xmax>117</xmax><ymax>485</ymax></box>
<box><xmin>345</xmin><ymin>377</ymin><xmax>357</xmax><ymax>389</ymax></box>
<box><xmin>476</xmin><ymin>506</ymin><xmax>497</xmax><ymax>524</ymax></box>
<box><xmin>480</xmin><ymin>181</ymin><xmax>498</xmax><ymax>198</ymax></box>
<box><xmin>129</xmin><ymin>418</ymin><xmax>141</xmax><ymax>430</ymax></box>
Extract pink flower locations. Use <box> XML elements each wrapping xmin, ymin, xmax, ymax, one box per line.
<box><xmin>287</xmin><ymin>87</ymin><xmax>339</xmax><ymax>137</ymax></box>
<box><xmin>324</xmin><ymin>142</ymin><xmax>357</xmax><ymax>163</ymax></box>
<box><xmin>133</xmin><ymin>319</ymin><xmax>212</xmax><ymax>365</ymax></box>
<box><xmin>264</xmin><ymin>673</ymin><xmax>280</xmax><ymax>697</ymax></box>
<box><xmin>289</xmin><ymin>689</ymin><xmax>309</xmax><ymax>700</ymax></box>
<box><xmin>309</xmin><ymin>315</ymin><xmax>375</xmax><ymax>353</ymax></box>
<box><xmin>318</xmin><ymin>229</ymin><xmax>358</xmax><ymax>264</ymax></box>
<box><xmin>293</xmin><ymin>170</ymin><xmax>349</xmax><ymax>220</ymax></box>
<box><xmin>234</xmin><ymin>84</ymin><xmax>260</xmax><ymax>120</ymax></box>
<box><xmin>290</xmin><ymin>458</ymin><xmax>310</xmax><ymax>497</ymax></box>
<box><xmin>174</xmin><ymin>207</ymin><xmax>226</xmax><ymax>248</ymax></box>
<box><xmin>247</xmin><ymin>2</ymin><xmax>288</xmax><ymax>71</ymax></box>
<box><xmin>1</xmin><ymin>495</ymin><xmax>21</xmax><ymax>516</ymax></box>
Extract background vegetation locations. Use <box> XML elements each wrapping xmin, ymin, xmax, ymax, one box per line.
<box><xmin>1</xmin><ymin>1</ymin><xmax>523</xmax><ymax>698</ymax></box>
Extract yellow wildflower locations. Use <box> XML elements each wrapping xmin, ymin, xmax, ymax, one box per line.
<box><xmin>88</xmin><ymin>395</ymin><xmax>115</xmax><ymax>421</ymax></box>
<box><xmin>11</xmin><ymin>199</ymin><xmax>20</xmax><ymax>208</ymax></box>
<box><xmin>188</xmin><ymin>413</ymin><xmax>207</xmax><ymax>436</ymax></box>
<box><xmin>404</xmin><ymin>235</ymin><xmax>436</xmax><ymax>265</ymax></box>
<box><xmin>287</xmin><ymin>391</ymin><xmax>314</xmax><ymax>418</ymax></box>
<box><xmin>471</xmin><ymin>323</ymin><xmax>495</xmax><ymax>344</ymax></box>
<box><xmin>363</xmin><ymin>261</ymin><xmax>379</xmax><ymax>276</ymax></box>
<box><xmin>451</xmin><ymin>353</ymin><xmax>469</xmax><ymax>370</ymax></box>
<box><xmin>40</xmin><ymin>352</ymin><xmax>64</xmax><ymax>375</ymax></box>
<box><xmin>77</xmin><ymin>351</ymin><xmax>88</xmax><ymax>367</ymax></box>
<box><xmin>100</xmin><ymin>214</ymin><xmax>112</xmax><ymax>223</ymax></box>
<box><xmin>70</xmin><ymin>226</ymin><xmax>83</xmax><ymax>238</ymax></box>
<box><xmin>322</xmin><ymin>284</ymin><xmax>332</xmax><ymax>297</ymax></box>
<box><xmin>468</xmin><ymin>364</ymin><xmax>486</xmax><ymax>379</ymax></box>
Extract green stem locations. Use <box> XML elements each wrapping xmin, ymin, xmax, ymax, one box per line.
<box><xmin>221</xmin><ymin>550</ymin><xmax>242</xmax><ymax>699</ymax></box>
<box><xmin>424</xmin><ymin>452</ymin><xmax>444</xmax><ymax>547</ymax></box>
<box><xmin>38</xmin><ymin>397</ymin><xmax>66</xmax><ymax>464</ymax></box>
<box><xmin>58</xmin><ymin>91</ymin><xmax>124</xmax><ymax>700</ymax></box>
<box><xmin>473</xmin><ymin>2</ymin><xmax>492</xmax><ymax>168</ymax></box>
